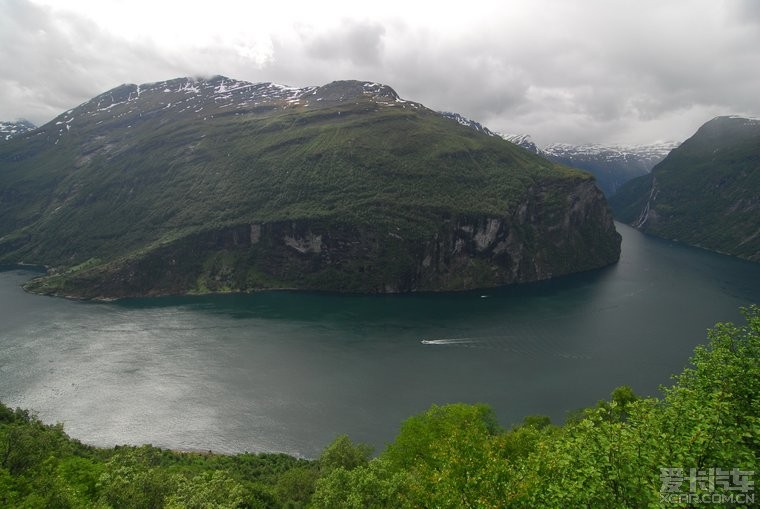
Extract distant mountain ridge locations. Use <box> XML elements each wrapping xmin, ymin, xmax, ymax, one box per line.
<box><xmin>438</xmin><ymin>111</ymin><xmax>497</xmax><ymax>137</ymax></box>
<box><xmin>439</xmin><ymin>113</ymin><xmax>679</xmax><ymax>196</ymax></box>
<box><xmin>542</xmin><ymin>140</ymin><xmax>678</xmax><ymax>168</ymax></box>
<box><xmin>28</xmin><ymin>77</ymin><xmax>419</xmax><ymax>147</ymax></box>
<box><xmin>540</xmin><ymin>140</ymin><xmax>680</xmax><ymax>196</ymax></box>
<box><xmin>610</xmin><ymin>115</ymin><xmax>760</xmax><ymax>262</ymax></box>
<box><xmin>0</xmin><ymin>76</ymin><xmax>620</xmax><ymax>298</ymax></box>
<box><xmin>498</xmin><ymin>134</ymin><xmax>543</xmax><ymax>155</ymax></box>
<box><xmin>0</xmin><ymin>120</ymin><xmax>36</xmax><ymax>141</ymax></box>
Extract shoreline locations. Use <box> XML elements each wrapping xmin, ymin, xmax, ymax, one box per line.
<box><xmin>11</xmin><ymin>261</ymin><xmax>622</xmax><ymax>302</ymax></box>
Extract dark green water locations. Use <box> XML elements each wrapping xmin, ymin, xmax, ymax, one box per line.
<box><xmin>1</xmin><ymin>223</ymin><xmax>758</xmax><ymax>457</ymax></box>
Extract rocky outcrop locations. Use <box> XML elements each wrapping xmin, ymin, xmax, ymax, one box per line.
<box><xmin>5</xmin><ymin>76</ymin><xmax>622</xmax><ymax>299</ymax></box>
<box><xmin>26</xmin><ymin>179</ymin><xmax>620</xmax><ymax>299</ymax></box>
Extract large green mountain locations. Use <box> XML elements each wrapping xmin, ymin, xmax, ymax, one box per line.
<box><xmin>0</xmin><ymin>76</ymin><xmax>621</xmax><ymax>298</ymax></box>
<box><xmin>610</xmin><ymin>116</ymin><xmax>760</xmax><ymax>262</ymax></box>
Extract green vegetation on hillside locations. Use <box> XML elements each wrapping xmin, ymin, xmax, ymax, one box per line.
<box><xmin>0</xmin><ymin>78</ymin><xmax>620</xmax><ymax>298</ymax></box>
<box><xmin>0</xmin><ymin>81</ymin><xmax>551</xmax><ymax>262</ymax></box>
<box><xmin>610</xmin><ymin>116</ymin><xmax>760</xmax><ymax>262</ymax></box>
<box><xmin>2</xmin><ymin>306</ymin><xmax>757</xmax><ymax>508</ymax></box>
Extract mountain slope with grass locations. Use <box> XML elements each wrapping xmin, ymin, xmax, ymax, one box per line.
<box><xmin>610</xmin><ymin>116</ymin><xmax>760</xmax><ymax>262</ymax></box>
<box><xmin>0</xmin><ymin>76</ymin><xmax>620</xmax><ymax>298</ymax></box>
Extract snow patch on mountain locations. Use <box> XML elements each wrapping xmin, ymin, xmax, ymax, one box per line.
<box><xmin>438</xmin><ymin>112</ymin><xmax>497</xmax><ymax>136</ymax></box>
<box><xmin>726</xmin><ymin>114</ymin><xmax>760</xmax><ymax>126</ymax></box>
<box><xmin>497</xmin><ymin>133</ymin><xmax>542</xmax><ymax>155</ymax></box>
<box><xmin>436</xmin><ymin>111</ymin><xmax>679</xmax><ymax>170</ymax></box>
<box><xmin>0</xmin><ymin>120</ymin><xmax>36</xmax><ymax>141</ymax></box>
<box><xmin>34</xmin><ymin>77</ymin><xmax>425</xmax><ymax>146</ymax></box>
<box><xmin>437</xmin><ymin>110</ymin><xmax>681</xmax><ymax>196</ymax></box>
<box><xmin>542</xmin><ymin>141</ymin><xmax>680</xmax><ymax>165</ymax></box>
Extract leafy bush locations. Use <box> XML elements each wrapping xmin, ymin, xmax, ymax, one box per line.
<box><xmin>1</xmin><ymin>306</ymin><xmax>756</xmax><ymax>507</ymax></box>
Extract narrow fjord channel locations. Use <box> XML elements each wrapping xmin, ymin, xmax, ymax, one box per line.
<box><xmin>1</xmin><ymin>222</ymin><xmax>758</xmax><ymax>457</ymax></box>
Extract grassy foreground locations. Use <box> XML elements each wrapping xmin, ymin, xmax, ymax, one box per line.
<box><xmin>1</xmin><ymin>306</ymin><xmax>757</xmax><ymax>508</ymax></box>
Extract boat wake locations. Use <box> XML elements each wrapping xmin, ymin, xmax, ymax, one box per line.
<box><xmin>420</xmin><ymin>333</ymin><xmax>591</xmax><ymax>360</ymax></box>
<box><xmin>420</xmin><ymin>338</ymin><xmax>477</xmax><ymax>345</ymax></box>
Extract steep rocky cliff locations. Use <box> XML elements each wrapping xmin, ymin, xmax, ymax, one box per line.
<box><xmin>1</xmin><ymin>77</ymin><xmax>621</xmax><ymax>298</ymax></box>
<box><xmin>25</xmin><ymin>179</ymin><xmax>618</xmax><ymax>298</ymax></box>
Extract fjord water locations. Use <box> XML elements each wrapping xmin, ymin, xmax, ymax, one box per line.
<box><xmin>1</xmin><ymin>223</ymin><xmax>758</xmax><ymax>457</ymax></box>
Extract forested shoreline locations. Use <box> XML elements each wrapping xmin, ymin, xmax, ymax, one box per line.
<box><xmin>2</xmin><ymin>306</ymin><xmax>757</xmax><ymax>508</ymax></box>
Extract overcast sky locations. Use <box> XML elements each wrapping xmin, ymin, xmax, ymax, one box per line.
<box><xmin>2</xmin><ymin>0</ymin><xmax>759</xmax><ymax>145</ymax></box>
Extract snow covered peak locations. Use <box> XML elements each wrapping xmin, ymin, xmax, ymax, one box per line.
<box><xmin>0</xmin><ymin>119</ymin><xmax>36</xmax><ymax>141</ymax></box>
<box><xmin>497</xmin><ymin>133</ymin><xmax>542</xmax><ymax>154</ymax></box>
<box><xmin>725</xmin><ymin>114</ymin><xmax>760</xmax><ymax>122</ymax></box>
<box><xmin>540</xmin><ymin>140</ymin><xmax>681</xmax><ymax>196</ymax></box>
<box><xmin>717</xmin><ymin>115</ymin><xmax>760</xmax><ymax>129</ymax></box>
<box><xmin>35</xmin><ymin>77</ymin><xmax>426</xmax><ymax>146</ymax></box>
<box><xmin>434</xmin><ymin>110</ymin><xmax>680</xmax><ymax>169</ymax></box>
<box><xmin>307</xmin><ymin>80</ymin><xmax>408</xmax><ymax>106</ymax></box>
<box><xmin>360</xmin><ymin>81</ymin><xmax>399</xmax><ymax>101</ymax></box>
<box><xmin>64</xmin><ymin>76</ymin><xmax>319</xmax><ymax>121</ymax></box>
<box><xmin>542</xmin><ymin>141</ymin><xmax>680</xmax><ymax>164</ymax></box>
<box><xmin>438</xmin><ymin>112</ymin><xmax>497</xmax><ymax>137</ymax></box>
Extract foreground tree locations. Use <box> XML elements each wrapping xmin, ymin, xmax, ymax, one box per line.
<box><xmin>1</xmin><ymin>306</ymin><xmax>756</xmax><ymax>508</ymax></box>
<box><xmin>313</xmin><ymin>306</ymin><xmax>760</xmax><ymax>508</ymax></box>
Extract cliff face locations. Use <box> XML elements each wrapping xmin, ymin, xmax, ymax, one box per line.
<box><xmin>610</xmin><ymin>116</ymin><xmax>760</xmax><ymax>262</ymax></box>
<box><xmin>26</xmin><ymin>179</ymin><xmax>619</xmax><ymax>299</ymax></box>
<box><xmin>2</xmin><ymin>76</ymin><xmax>621</xmax><ymax>298</ymax></box>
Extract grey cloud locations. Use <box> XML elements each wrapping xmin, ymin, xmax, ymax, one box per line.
<box><xmin>0</xmin><ymin>0</ymin><xmax>189</xmax><ymax>123</ymax></box>
<box><xmin>467</xmin><ymin>1</ymin><xmax>760</xmax><ymax>143</ymax></box>
<box><xmin>733</xmin><ymin>0</ymin><xmax>760</xmax><ymax>24</ymax></box>
<box><xmin>2</xmin><ymin>0</ymin><xmax>759</xmax><ymax>146</ymax></box>
<box><xmin>301</xmin><ymin>20</ymin><xmax>386</xmax><ymax>66</ymax></box>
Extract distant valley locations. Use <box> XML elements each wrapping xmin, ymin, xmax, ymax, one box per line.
<box><xmin>3</xmin><ymin>78</ymin><xmax>756</xmax><ymax>301</ymax></box>
<box><xmin>610</xmin><ymin>115</ymin><xmax>760</xmax><ymax>262</ymax></box>
<box><xmin>442</xmin><ymin>111</ymin><xmax>759</xmax><ymax>262</ymax></box>
<box><xmin>439</xmin><ymin>112</ymin><xmax>679</xmax><ymax>197</ymax></box>
<box><xmin>526</xmin><ymin>138</ymin><xmax>678</xmax><ymax>197</ymax></box>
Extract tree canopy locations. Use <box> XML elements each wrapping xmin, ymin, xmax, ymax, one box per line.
<box><xmin>2</xmin><ymin>306</ymin><xmax>757</xmax><ymax>508</ymax></box>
